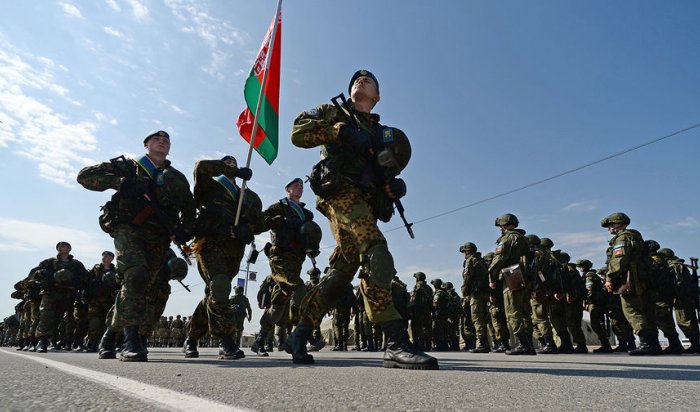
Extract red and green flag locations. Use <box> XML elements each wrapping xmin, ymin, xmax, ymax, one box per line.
<box><xmin>236</xmin><ymin>10</ymin><xmax>281</xmax><ymax>165</ymax></box>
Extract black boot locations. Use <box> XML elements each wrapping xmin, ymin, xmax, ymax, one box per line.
<box><xmin>492</xmin><ymin>338</ymin><xmax>508</xmax><ymax>353</ymax></box>
<box><xmin>525</xmin><ymin>334</ymin><xmax>537</xmax><ymax>355</ymax></box>
<box><xmin>27</xmin><ymin>337</ymin><xmax>38</xmax><ymax>352</ymax></box>
<box><xmin>250</xmin><ymin>332</ymin><xmax>269</xmax><ymax>357</ymax></box>
<box><xmin>469</xmin><ymin>339</ymin><xmax>490</xmax><ymax>354</ymax></box>
<box><xmin>573</xmin><ymin>342</ymin><xmax>589</xmax><ymax>354</ymax></box>
<box><xmin>629</xmin><ymin>336</ymin><xmax>661</xmax><ymax>356</ymax></box>
<box><xmin>505</xmin><ymin>334</ymin><xmax>532</xmax><ymax>355</ymax></box>
<box><xmin>612</xmin><ymin>339</ymin><xmax>628</xmax><ymax>352</ymax></box>
<box><xmin>98</xmin><ymin>329</ymin><xmax>117</xmax><ymax>359</ymax></box>
<box><xmin>286</xmin><ymin>322</ymin><xmax>314</xmax><ymax>364</ymax></box>
<box><xmin>86</xmin><ymin>339</ymin><xmax>98</xmax><ymax>353</ymax></box>
<box><xmin>557</xmin><ymin>334</ymin><xmax>575</xmax><ymax>354</ymax></box>
<box><xmin>382</xmin><ymin>320</ymin><xmax>438</xmax><ymax>370</ymax></box>
<box><xmin>593</xmin><ymin>339</ymin><xmax>614</xmax><ymax>354</ymax></box>
<box><xmin>120</xmin><ymin>326</ymin><xmax>147</xmax><ymax>362</ymax></box>
<box><xmin>37</xmin><ymin>336</ymin><xmax>49</xmax><ymax>353</ymax></box>
<box><xmin>71</xmin><ymin>339</ymin><xmax>85</xmax><ymax>352</ymax></box>
<box><xmin>184</xmin><ymin>336</ymin><xmax>199</xmax><ymax>358</ymax></box>
<box><xmin>219</xmin><ymin>335</ymin><xmax>245</xmax><ymax>360</ymax></box>
<box><xmin>16</xmin><ymin>339</ymin><xmax>26</xmax><ymax>351</ymax></box>
<box><xmin>662</xmin><ymin>336</ymin><xmax>685</xmax><ymax>355</ymax></box>
<box><xmin>535</xmin><ymin>337</ymin><xmax>546</xmax><ymax>353</ymax></box>
<box><xmin>539</xmin><ymin>336</ymin><xmax>559</xmax><ymax>354</ymax></box>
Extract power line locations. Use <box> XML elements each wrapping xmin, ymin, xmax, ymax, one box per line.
<box><xmin>384</xmin><ymin>121</ymin><xmax>700</xmax><ymax>234</ymax></box>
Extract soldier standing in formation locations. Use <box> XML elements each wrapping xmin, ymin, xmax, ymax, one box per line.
<box><xmin>230</xmin><ymin>286</ymin><xmax>252</xmax><ymax>347</ymax></box>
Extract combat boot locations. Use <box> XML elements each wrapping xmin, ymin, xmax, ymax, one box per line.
<box><xmin>120</xmin><ymin>326</ymin><xmax>147</xmax><ymax>362</ymax></box>
<box><xmin>98</xmin><ymin>329</ymin><xmax>117</xmax><ymax>359</ymax></box>
<box><xmin>36</xmin><ymin>336</ymin><xmax>49</xmax><ymax>353</ymax></box>
<box><xmin>685</xmin><ymin>339</ymin><xmax>700</xmax><ymax>354</ymax></box>
<box><xmin>140</xmin><ymin>334</ymin><xmax>149</xmax><ymax>355</ymax></box>
<box><xmin>535</xmin><ymin>337</ymin><xmax>546</xmax><ymax>353</ymax></box>
<box><xmin>307</xmin><ymin>335</ymin><xmax>326</xmax><ymax>352</ymax></box>
<box><xmin>286</xmin><ymin>322</ymin><xmax>314</xmax><ymax>364</ymax></box>
<box><xmin>469</xmin><ymin>340</ymin><xmax>490</xmax><ymax>354</ymax></box>
<box><xmin>219</xmin><ymin>335</ymin><xmax>245</xmax><ymax>360</ymax></box>
<box><xmin>86</xmin><ymin>339</ymin><xmax>98</xmax><ymax>353</ymax></box>
<box><xmin>661</xmin><ymin>336</ymin><xmax>685</xmax><ymax>355</ymax></box>
<box><xmin>505</xmin><ymin>334</ymin><xmax>532</xmax><ymax>355</ymax></box>
<box><xmin>525</xmin><ymin>334</ymin><xmax>537</xmax><ymax>355</ymax></box>
<box><xmin>250</xmin><ymin>333</ymin><xmax>269</xmax><ymax>357</ymax></box>
<box><xmin>382</xmin><ymin>320</ymin><xmax>438</xmax><ymax>370</ymax></box>
<box><xmin>363</xmin><ymin>340</ymin><xmax>375</xmax><ymax>352</ymax></box>
<box><xmin>557</xmin><ymin>334</ymin><xmax>575</xmax><ymax>354</ymax></box>
<box><xmin>538</xmin><ymin>336</ymin><xmax>558</xmax><ymax>354</ymax></box>
<box><xmin>71</xmin><ymin>339</ymin><xmax>85</xmax><ymax>352</ymax></box>
<box><xmin>629</xmin><ymin>336</ymin><xmax>661</xmax><ymax>356</ymax></box>
<box><xmin>573</xmin><ymin>342</ymin><xmax>589</xmax><ymax>354</ymax></box>
<box><xmin>593</xmin><ymin>340</ymin><xmax>614</xmax><ymax>354</ymax></box>
<box><xmin>331</xmin><ymin>344</ymin><xmax>341</xmax><ymax>351</ymax></box>
<box><xmin>492</xmin><ymin>339</ymin><xmax>508</xmax><ymax>353</ymax></box>
<box><xmin>15</xmin><ymin>339</ymin><xmax>25</xmax><ymax>351</ymax></box>
<box><xmin>184</xmin><ymin>336</ymin><xmax>199</xmax><ymax>358</ymax></box>
<box><xmin>612</xmin><ymin>339</ymin><xmax>628</xmax><ymax>352</ymax></box>
<box><xmin>27</xmin><ymin>337</ymin><xmax>38</xmax><ymax>352</ymax></box>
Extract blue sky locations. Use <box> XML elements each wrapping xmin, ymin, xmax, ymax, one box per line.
<box><xmin>1</xmin><ymin>1</ymin><xmax>699</xmax><ymax>331</ymax></box>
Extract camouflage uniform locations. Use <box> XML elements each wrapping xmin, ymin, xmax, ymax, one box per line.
<box><xmin>185</xmin><ymin>160</ymin><xmax>260</xmax><ymax>357</ymax></box>
<box><xmin>13</xmin><ymin>277</ymin><xmax>41</xmax><ymax>351</ymax></box>
<box><xmin>84</xmin><ymin>263</ymin><xmax>118</xmax><ymax>351</ymax></box>
<box><xmin>431</xmin><ymin>279</ymin><xmax>450</xmax><ymax>351</ymax></box>
<box><xmin>229</xmin><ymin>289</ymin><xmax>252</xmax><ymax>346</ymax></box>
<box><xmin>77</xmin><ymin>156</ymin><xmax>195</xmax><ymax>330</ymax></box>
<box><xmin>650</xmin><ymin>249</ymin><xmax>684</xmax><ymax>353</ymax></box>
<box><xmin>461</xmin><ymin>248</ymin><xmax>491</xmax><ymax>351</ymax></box>
<box><xmin>582</xmin><ymin>268</ymin><xmax>612</xmax><ymax>352</ymax></box>
<box><xmin>669</xmin><ymin>256</ymin><xmax>700</xmax><ymax>353</ymax></box>
<box><xmin>445</xmin><ymin>284</ymin><xmax>465</xmax><ymax>351</ymax></box>
<box><xmin>563</xmin><ymin>262</ymin><xmax>588</xmax><ymax>352</ymax></box>
<box><xmin>408</xmin><ymin>273</ymin><xmax>433</xmax><ymax>351</ymax></box>
<box><xmin>170</xmin><ymin>315</ymin><xmax>185</xmax><ymax>347</ymax></box>
<box><xmin>332</xmin><ymin>283</ymin><xmax>356</xmax><ymax>351</ymax></box>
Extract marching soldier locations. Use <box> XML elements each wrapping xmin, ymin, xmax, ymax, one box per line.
<box><xmin>408</xmin><ymin>272</ymin><xmax>433</xmax><ymax>351</ymax></box>
<box><xmin>578</xmin><ymin>260</ymin><xmax>613</xmax><ymax>353</ymax></box>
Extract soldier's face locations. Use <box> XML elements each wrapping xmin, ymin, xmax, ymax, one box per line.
<box><xmin>102</xmin><ymin>255</ymin><xmax>114</xmax><ymax>265</ymax></box>
<box><xmin>57</xmin><ymin>244</ymin><xmax>71</xmax><ymax>255</ymax></box>
<box><xmin>286</xmin><ymin>181</ymin><xmax>303</xmax><ymax>198</ymax></box>
<box><xmin>146</xmin><ymin>135</ymin><xmax>171</xmax><ymax>156</ymax></box>
<box><xmin>351</xmin><ymin>76</ymin><xmax>380</xmax><ymax>103</ymax></box>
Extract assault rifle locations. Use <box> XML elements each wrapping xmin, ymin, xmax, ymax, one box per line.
<box><xmin>330</xmin><ymin>93</ymin><xmax>415</xmax><ymax>239</ymax></box>
<box><xmin>110</xmin><ymin>155</ymin><xmax>192</xmax><ymax>292</ymax></box>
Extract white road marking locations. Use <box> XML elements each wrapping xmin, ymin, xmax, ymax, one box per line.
<box><xmin>0</xmin><ymin>349</ymin><xmax>251</xmax><ymax>412</ymax></box>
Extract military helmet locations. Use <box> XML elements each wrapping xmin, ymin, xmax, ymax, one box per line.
<box><xmin>525</xmin><ymin>234</ymin><xmax>541</xmax><ymax>247</ymax></box>
<box><xmin>575</xmin><ymin>259</ymin><xmax>593</xmax><ymax>271</ymax></box>
<box><xmin>494</xmin><ymin>213</ymin><xmax>519</xmax><ymax>227</ymax></box>
<box><xmin>376</xmin><ymin>127</ymin><xmax>412</xmax><ymax>177</ymax></box>
<box><xmin>413</xmin><ymin>271</ymin><xmax>426</xmax><ymax>281</ymax></box>
<box><xmin>235</xmin><ymin>286</ymin><xmax>244</xmax><ymax>294</ymax></box>
<box><xmin>168</xmin><ymin>315</ymin><xmax>173</xmax><ymax>319</ymax></box>
<box><xmin>11</xmin><ymin>290</ymin><xmax>23</xmax><ymax>299</ymax></box>
<box><xmin>658</xmin><ymin>248</ymin><xmax>675</xmax><ymax>258</ymax></box>
<box><xmin>459</xmin><ymin>242</ymin><xmax>477</xmax><ymax>253</ymax></box>
<box><xmin>53</xmin><ymin>269</ymin><xmax>74</xmax><ymax>286</ymax></box>
<box><xmin>645</xmin><ymin>240</ymin><xmax>660</xmax><ymax>253</ymax></box>
<box><xmin>540</xmin><ymin>238</ymin><xmax>554</xmax><ymax>249</ymax></box>
<box><xmin>176</xmin><ymin>315</ymin><xmax>181</xmax><ymax>319</ymax></box>
<box><xmin>167</xmin><ymin>257</ymin><xmax>188</xmax><ymax>281</ymax></box>
<box><xmin>55</xmin><ymin>241</ymin><xmax>71</xmax><ymax>250</ymax></box>
<box><xmin>444</xmin><ymin>281</ymin><xmax>454</xmax><ymax>290</ymax></box>
<box><xmin>601</xmin><ymin>212</ymin><xmax>631</xmax><ymax>228</ymax></box>
<box><xmin>431</xmin><ymin>278</ymin><xmax>443</xmax><ymax>287</ymax></box>
<box><xmin>557</xmin><ymin>252</ymin><xmax>571</xmax><ymax>264</ymax></box>
<box><xmin>299</xmin><ymin>220</ymin><xmax>322</xmax><ymax>253</ymax></box>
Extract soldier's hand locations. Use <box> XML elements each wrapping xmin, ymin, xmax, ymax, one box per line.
<box><xmin>171</xmin><ymin>226</ymin><xmax>191</xmax><ymax>245</ymax></box>
<box><xmin>489</xmin><ymin>282</ymin><xmax>497</xmax><ymax>289</ymax></box>
<box><xmin>231</xmin><ymin>224</ymin><xmax>254</xmax><ymax>244</ymax></box>
<box><xmin>604</xmin><ymin>281</ymin><xmax>614</xmax><ymax>292</ymax></box>
<box><xmin>235</xmin><ymin>167</ymin><xmax>253</xmax><ymax>181</ymax></box>
<box><xmin>566</xmin><ymin>294</ymin><xmax>574</xmax><ymax>304</ymax></box>
<box><xmin>307</xmin><ymin>250</ymin><xmax>320</xmax><ymax>259</ymax></box>
<box><xmin>554</xmin><ymin>292</ymin><xmax>563</xmax><ymax>300</ymax></box>
<box><xmin>338</xmin><ymin>124</ymin><xmax>372</xmax><ymax>154</ymax></box>
<box><xmin>384</xmin><ymin>178</ymin><xmax>406</xmax><ymax>200</ymax></box>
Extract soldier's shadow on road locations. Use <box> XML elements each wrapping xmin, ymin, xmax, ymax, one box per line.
<box><xmin>436</xmin><ymin>358</ymin><xmax>700</xmax><ymax>381</ymax></box>
<box><xmin>148</xmin><ymin>355</ymin><xmax>384</xmax><ymax>369</ymax></box>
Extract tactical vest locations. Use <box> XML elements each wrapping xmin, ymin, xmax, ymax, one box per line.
<box><xmin>270</xmin><ymin>198</ymin><xmax>306</xmax><ymax>253</ymax></box>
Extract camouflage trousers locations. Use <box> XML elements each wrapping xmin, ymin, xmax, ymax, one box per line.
<box><xmin>550</xmin><ymin>298</ymin><xmax>570</xmax><ymax>343</ymax></box>
<box><xmin>87</xmin><ymin>302</ymin><xmax>110</xmax><ymax>341</ymax></box>
<box><xmin>470</xmin><ymin>293</ymin><xmax>490</xmax><ymax>346</ymax></box>
<box><xmin>188</xmin><ymin>235</ymin><xmax>245</xmax><ymax>339</ymax></box>
<box><xmin>409</xmin><ymin>311</ymin><xmax>432</xmax><ymax>349</ymax></box>
<box><xmin>301</xmin><ymin>189</ymin><xmax>401</xmax><ymax>328</ymax></box>
<box><xmin>674</xmin><ymin>298</ymin><xmax>700</xmax><ymax>342</ymax></box>
<box><xmin>586</xmin><ymin>303</ymin><xmax>609</xmax><ymax>345</ymax></box>
<box><xmin>260</xmin><ymin>302</ymin><xmax>291</xmax><ymax>341</ymax></box>
<box><xmin>530</xmin><ymin>297</ymin><xmax>553</xmax><ymax>339</ymax></box>
<box><xmin>72</xmin><ymin>300</ymin><xmax>88</xmax><ymax>345</ymax></box>
<box><xmin>112</xmin><ymin>225</ymin><xmax>170</xmax><ymax>327</ymax></box>
<box><xmin>333</xmin><ymin>306</ymin><xmax>351</xmax><ymax>345</ymax></box>
<box><xmin>459</xmin><ymin>310</ymin><xmax>475</xmax><ymax>347</ymax></box>
<box><xmin>489</xmin><ymin>297</ymin><xmax>510</xmax><ymax>342</ymax></box>
<box><xmin>22</xmin><ymin>300</ymin><xmax>40</xmax><ymax>339</ymax></box>
<box><xmin>609</xmin><ymin>307</ymin><xmax>635</xmax><ymax>344</ymax></box>
<box><xmin>109</xmin><ymin>278</ymin><xmax>170</xmax><ymax>337</ymax></box>
<box><xmin>267</xmin><ymin>251</ymin><xmax>305</xmax><ymax>324</ymax></box>
<box><xmin>565</xmin><ymin>300</ymin><xmax>585</xmax><ymax>345</ymax></box>
<box><xmin>432</xmin><ymin>315</ymin><xmax>448</xmax><ymax>344</ymax></box>
<box><xmin>503</xmin><ymin>285</ymin><xmax>532</xmax><ymax>336</ymax></box>
<box><xmin>36</xmin><ymin>290</ymin><xmax>72</xmax><ymax>338</ymax></box>
<box><xmin>655</xmin><ymin>299</ymin><xmax>680</xmax><ymax>341</ymax></box>
<box><xmin>621</xmin><ymin>289</ymin><xmax>658</xmax><ymax>340</ymax></box>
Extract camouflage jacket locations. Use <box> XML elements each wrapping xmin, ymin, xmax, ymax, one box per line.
<box><xmin>77</xmin><ymin>156</ymin><xmax>195</xmax><ymax>238</ymax></box>
<box><xmin>432</xmin><ymin>288</ymin><xmax>450</xmax><ymax>317</ymax></box>
<box><xmin>84</xmin><ymin>263</ymin><xmax>118</xmax><ymax>307</ymax></box>
<box><xmin>489</xmin><ymin>229</ymin><xmax>529</xmax><ymax>284</ymax></box>
<box><xmin>192</xmin><ymin>160</ymin><xmax>262</xmax><ymax>238</ymax></box>
<box><xmin>29</xmin><ymin>255</ymin><xmax>89</xmax><ymax>295</ymax></box>
<box><xmin>259</xmin><ymin>198</ymin><xmax>314</xmax><ymax>257</ymax></box>
<box><xmin>230</xmin><ymin>294</ymin><xmax>252</xmax><ymax>318</ymax></box>
<box><xmin>462</xmin><ymin>253</ymin><xmax>490</xmax><ymax>295</ymax></box>
<box><xmin>605</xmin><ymin>229</ymin><xmax>650</xmax><ymax>294</ymax></box>
<box><xmin>584</xmin><ymin>270</ymin><xmax>605</xmax><ymax>306</ymax></box>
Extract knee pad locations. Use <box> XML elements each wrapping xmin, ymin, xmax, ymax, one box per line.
<box><xmin>362</xmin><ymin>243</ymin><xmax>396</xmax><ymax>289</ymax></box>
<box><xmin>209</xmin><ymin>274</ymin><xmax>231</xmax><ymax>303</ymax></box>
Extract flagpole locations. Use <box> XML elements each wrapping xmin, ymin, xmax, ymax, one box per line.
<box><xmin>234</xmin><ymin>0</ymin><xmax>282</xmax><ymax>227</ymax></box>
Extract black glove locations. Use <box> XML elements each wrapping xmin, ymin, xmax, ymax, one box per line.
<box><xmin>119</xmin><ymin>179</ymin><xmax>149</xmax><ymax>198</ymax></box>
<box><xmin>235</xmin><ymin>167</ymin><xmax>253</xmax><ymax>181</ymax></box>
<box><xmin>388</xmin><ymin>178</ymin><xmax>407</xmax><ymax>199</ymax></box>
<box><xmin>338</xmin><ymin>124</ymin><xmax>372</xmax><ymax>153</ymax></box>
<box><xmin>172</xmin><ymin>226</ymin><xmax>191</xmax><ymax>245</ymax></box>
<box><xmin>307</xmin><ymin>250</ymin><xmax>320</xmax><ymax>259</ymax></box>
<box><xmin>231</xmin><ymin>224</ymin><xmax>254</xmax><ymax>244</ymax></box>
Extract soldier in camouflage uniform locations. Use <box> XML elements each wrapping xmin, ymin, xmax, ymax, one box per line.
<box><xmin>460</xmin><ymin>243</ymin><xmax>491</xmax><ymax>353</ymax></box>
<box><xmin>489</xmin><ymin>214</ymin><xmax>535</xmax><ymax>355</ymax></box>
<box><xmin>182</xmin><ymin>155</ymin><xmax>256</xmax><ymax>360</ymax></box>
<box><xmin>408</xmin><ymin>272</ymin><xmax>433</xmax><ymax>351</ymax></box>
<box><xmin>444</xmin><ymin>282</ymin><xmax>465</xmax><ymax>351</ymax></box>
<box><xmin>229</xmin><ymin>286</ymin><xmax>252</xmax><ymax>347</ymax></box>
<box><xmin>78</xmin><ymin>130</ymin><xmax>195</xmax><ymax>362</ymax></box>
<box><xmin>431</xmin><ymin>279</ymin><xmax>449</xmax><ymax>351</ymax></box>
<box><xmin>290</xmin><ymin>69</ymin><xmax>436</xmax><ymax>369</ymax></box>
<box><xmin>484</xmin><ymin>252</ymin><xmax>510</xmax><ymax>352</ymax></box>
<box><xmin>578</xmin><ymin>260</ymin><xmax>613</xmax><ymax>353</ymax></box>
<box><xmin>13</xmin><ymin>273</ymin><xmax>41</xmax><ymax>351</ymax></box>
<box><xmin>601</xmin><ymin>212</ymin><xmax>660</xmax><ymax>355</ymax></box>
<box><xmin>83</xmin><ymin>251</ymin><xmax>118</xmax><ymax>352</ymax></box>
<box><xmin>600</xmin><ymin>267</ymin><xmax>636</xmax><ymax>352</ymax></box>
<box><xmin>544</xmin><ymin>241</ymin><xmax>574</xmax><ymax>353</ymax></box>
<box><xmin>664</xmin><ymin>250</ymin><xmax>700</xmax><ymax>354</ymax></box>
<box><xmin>525</xmin><ymin>235</ymin><xmax>559</xmax><ymax>354</ymax></box>
<box><xmin>250</xmin><ymin>178</ymin><xmax>321</xmax><ymax>356</ymax></box>
<box><xmin>649</xmin><ymin>245</ymin><xmax>685</xmax><ymax>354</ymax></box>
<box><xmin>170</xmin><ymin>315</ymin><xmax>185</xmax><ymax>348</ymax></box>
<box><xmin>560</xmin><ymin>253</ymin><xmax>588</xmax><ymax>353</ymax></box>
<box><xmin>332</xmin><ymin>283</ymin><xmax>356</xmax><ymax>351</ymax></box>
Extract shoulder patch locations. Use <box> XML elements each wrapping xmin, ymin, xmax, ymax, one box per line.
<box><xmin>613</xmin><ymin>244</ymin><xmax>625</xmax><ymax>256</ymax></box>
<box><xmin>495</xmin><ymin>243</ymin><xmax>503</xmax><ymax>254</ymax></box>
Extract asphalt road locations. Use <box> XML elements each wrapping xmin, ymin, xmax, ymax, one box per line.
<box><xmin>2</xmin><ymin>347</ymin><xmax>699</xmax><ymax>411</ymax></box>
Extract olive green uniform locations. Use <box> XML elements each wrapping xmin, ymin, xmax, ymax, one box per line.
<box><xmin>229</xmin><ymin>294</ymin><xmax>252</xmax><ymax>346</ymax></box>
<box><xmin>409</xmin><ymin>280</ymin><xmax>433</xmax><ymax>350</ymax></box>
<box><xmin>584</xmin><ymin>270</ymin><xmax>609</xmax><ymax>346</ymax></box>
<box><xmin>84</xmin><ymin>263</ymin><xmax>118</xmax><ymax>346</ymax></box>
<box><xmin>669</xmin><ymin>258</ymin><xmax>700</xmax><ymax>349</ymax></box>
<box><xmin>650</xmin><ymin>254</ymin><xmax>681</xmax><ymax>346</ymax></box>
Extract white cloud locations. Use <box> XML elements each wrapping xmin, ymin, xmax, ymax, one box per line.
<box><xmin>0</xmin><ymin>218</ymin><xmax>111</xmax><ymax>258</ymax></box>
<box><xmin>164</xmin><ymin>0</ymin><xmax>247</xmax><ymax>79</ymax></box>
<box><xmin>664</xmin><ymin>216</ymin><xmax>700</xmax><ymax>230</ymax></box>
<box><xmin>161</xmin><ymin>99</ymin><xmax>188</xmax><ymax>116</ymax></box>
<box><xmin>561</xmin><ymin>200</ymin><xmax>599</xmax><ymax>213</ymax></box>
<box><xmin>103</xmin><ymin>26</ymin><xmax>124</xmax><ymax>38</ymax></box>
<box><xmin>105</xmin><ymin>0</ymin><xmax>121</xmax><ymax>12</ymax></box>
<box><xmin>549</xmin><ymin>231</ymin><xmax>609</xmax><ymax>263</ymax></box>
<box><xmin>59</xmin><ymin>2</ymin><xmax>83</xmax><ymax>19</ymax></box>
<box><xmin>125</xmin><ymin>0</ymin><xmax>149</xmax><ymax>21</ymax></box>
<box><xmin>0</xmin><ymin>43</ymin><xmax>105</xmax><ymax>187</ymax></box>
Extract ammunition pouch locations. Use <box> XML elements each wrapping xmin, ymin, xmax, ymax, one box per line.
<box><xmin>501</xmin><ymin>263</ymin><xmax>526</xmax><ymax>291</ymax></box>
<box><xmin>309</xmin><ymin>157</ymin><xmax>343</xmax><ymax>198</ymax></box>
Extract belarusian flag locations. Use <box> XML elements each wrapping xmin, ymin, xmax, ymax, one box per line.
<box><xmin>236</xmin><ymin>9</ymin><xmax>281</xmax><ymax>165</ymax></box>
